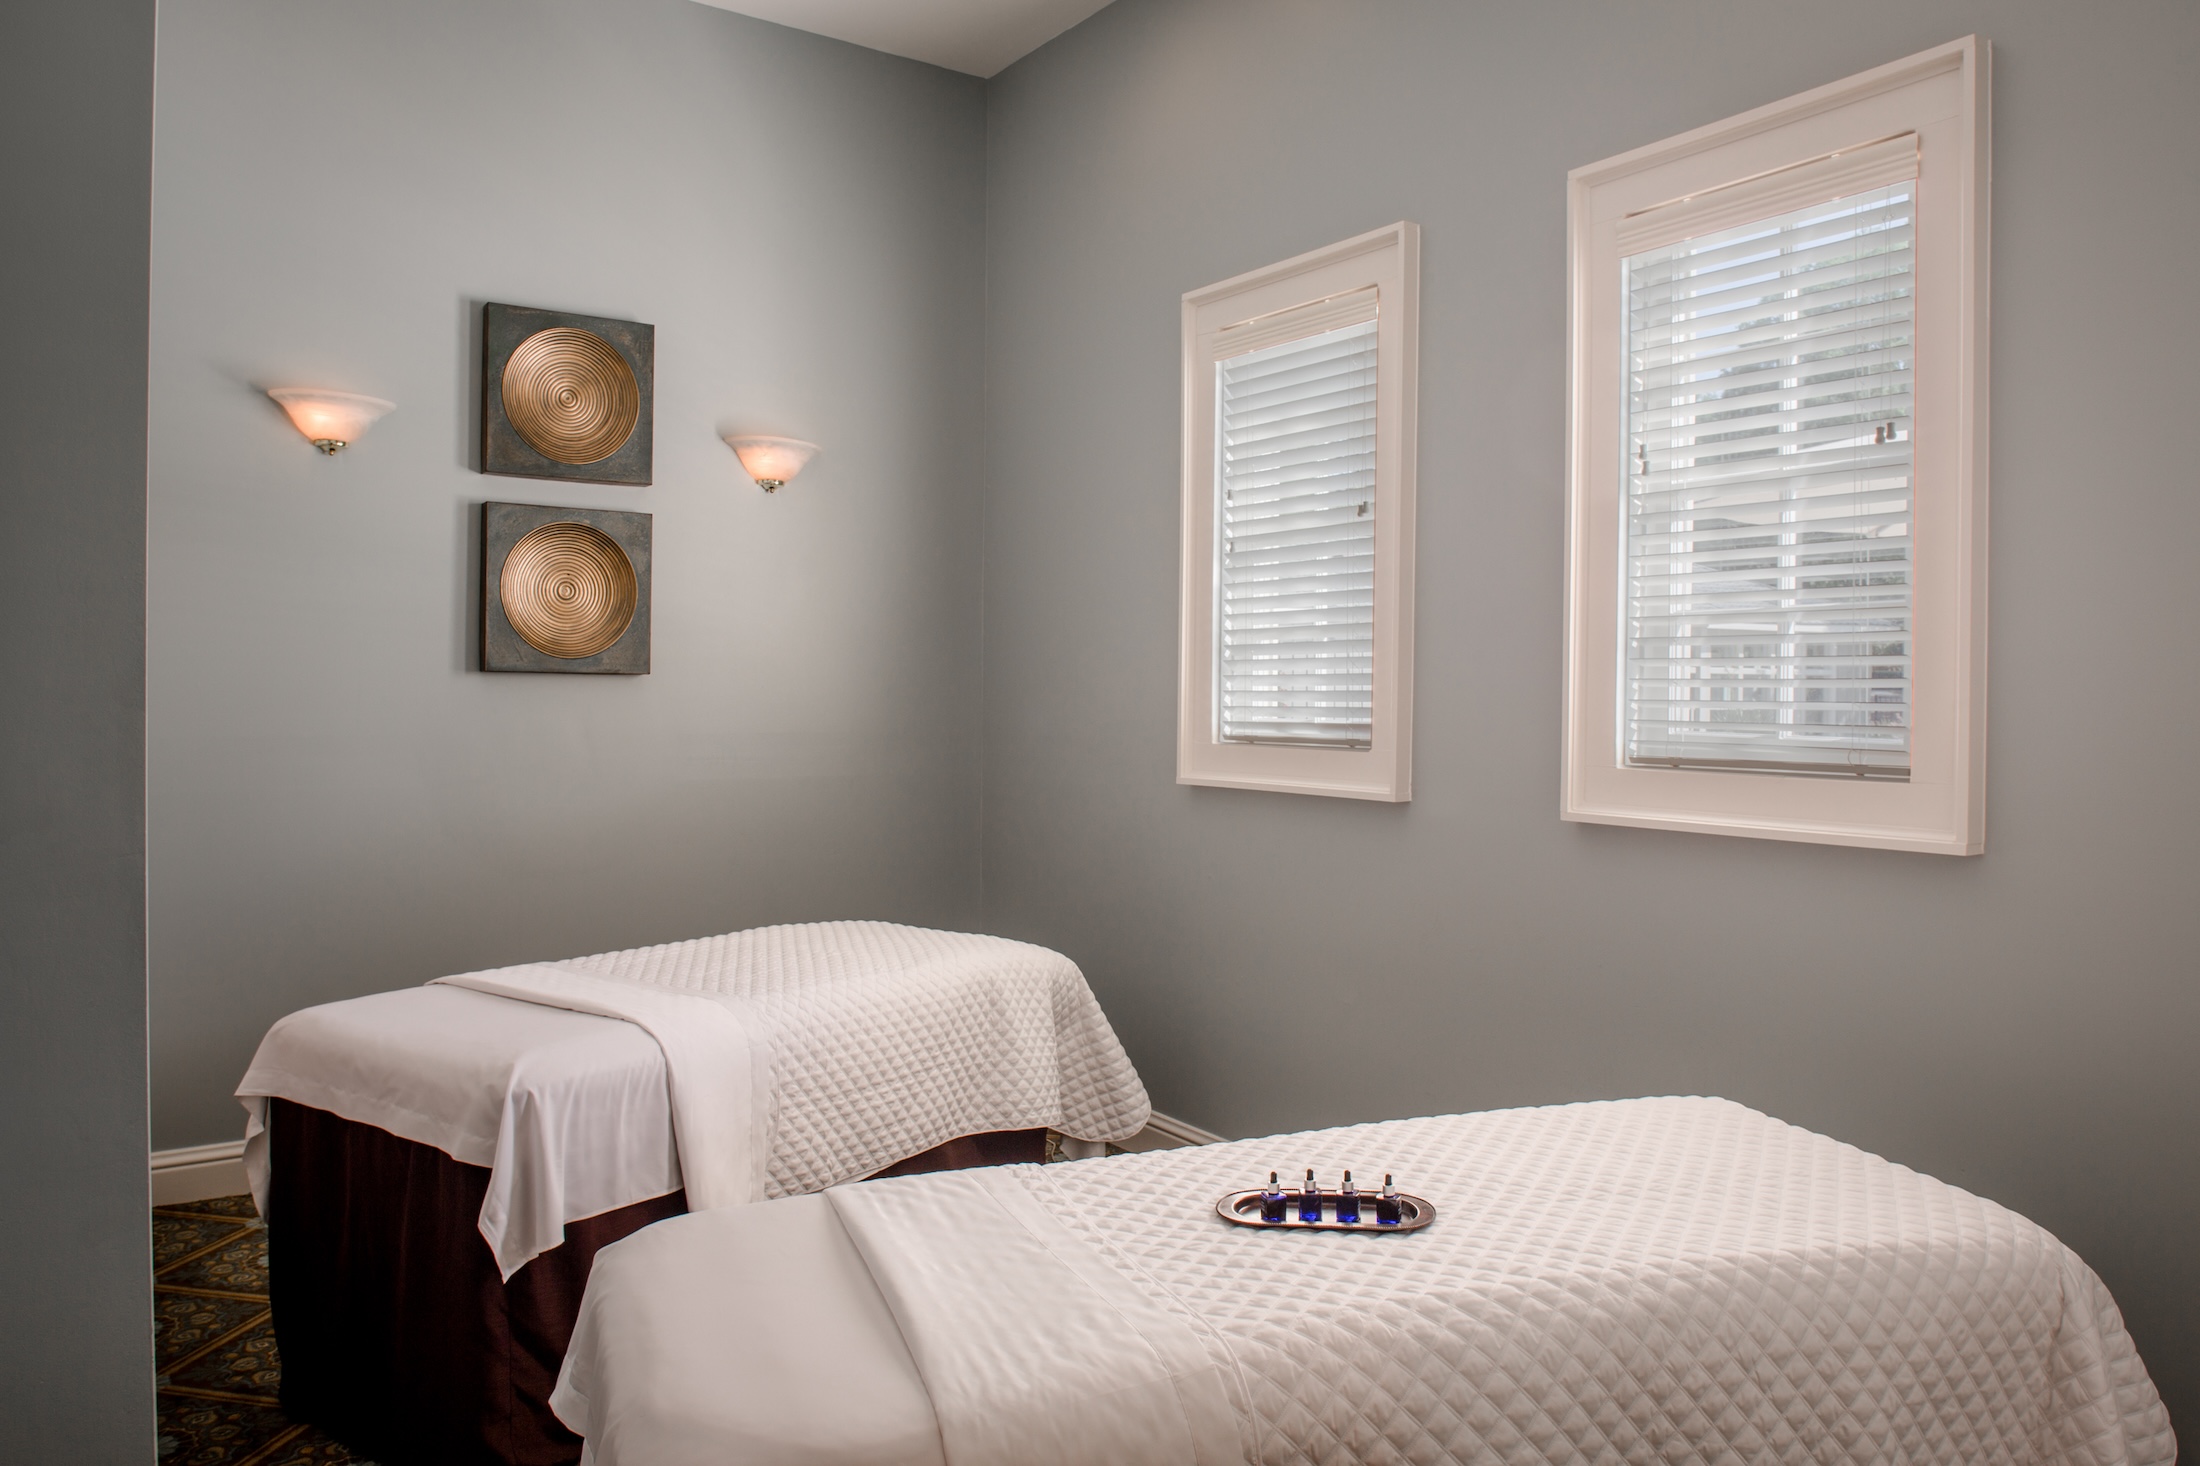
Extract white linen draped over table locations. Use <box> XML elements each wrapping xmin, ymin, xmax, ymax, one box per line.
<box><xmin>429</xmin><ymin>963</ymin><xmax>769</xmax><ymax>1212</ymax></box>
<box><xmin>829</xmin><ymin>1170</ymin><xmax>1242</xmax><ymax>1466</ymax></box>
<box><xmin>238</xmin><ymin>921</ymin><xmax>1152</xmax><ymax>1279</ymax></box>
<box><xmin>237</xmin><ymin>986</ymin><xmax>680</xmax><ymax>1276</ymax></box>
<box><xmin>554</xmin><ymin>1097</ymin><xmax>2176</xmax><ymax>1466</ymax></box>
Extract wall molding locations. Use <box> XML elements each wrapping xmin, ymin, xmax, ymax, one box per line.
<box><xmin>150</xmin><ymin>1139</ymin><xmax>249</xmax><ymax>1208</ymax></box>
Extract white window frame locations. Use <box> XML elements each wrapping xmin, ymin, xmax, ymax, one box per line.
<box><xmin>1564</xmin><ymin>37</ymin><xmax>1989</xmax><ymax>854</ymax></box>
<box><xmin>1179</xmin><ymin>222</ymin><xmax>1419</xmax><ymax>802</ymax></box>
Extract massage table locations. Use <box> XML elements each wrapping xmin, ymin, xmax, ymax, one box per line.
<box><xmin>236</xmin><ymin>920</ymin><xmax>1151</xmax><ymax>1466</ymax></box>
<box><xmin>554</xmin><ymin>1096</ymin><xmax>2176</xmax><ymax>1466</ymax></box>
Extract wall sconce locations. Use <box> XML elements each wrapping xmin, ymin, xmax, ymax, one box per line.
<box><xmin>267</xmin><ymin>388</ymin><xmax>395</xmax><ymax>455</ymax></box>
<box><xmin>723</xmin><ymin>434</ymin><xmax>819</xmax><ymax>493</ymax></box>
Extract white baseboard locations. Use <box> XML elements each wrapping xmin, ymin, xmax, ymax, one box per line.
<box><xmin>151</xmin><ymin>1139</ymin><xmax>250</xmax><ymax>1208</ymax></box>
<box><xmin>1122</xmin><ymin>1110</ymin><xmax>1228</xmax><ymax>1152</ymax></box>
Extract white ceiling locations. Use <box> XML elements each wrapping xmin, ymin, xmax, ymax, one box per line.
<box><xmin>695</xmin><ymin>0</ymin><xmax>1116</xmax><ymax>77</ymax></box>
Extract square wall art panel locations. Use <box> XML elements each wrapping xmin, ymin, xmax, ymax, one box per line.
<box><xmin>481</xmin><ymin>303</ymin><xmax>653</xmax><ymax>486</ymax></box>
<box><xmin>481</xmin><ymin>502</ymin><xmax>651</xmax><ymax>674</ymax></box>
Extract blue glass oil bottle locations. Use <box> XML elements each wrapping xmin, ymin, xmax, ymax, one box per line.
<box><xmin>1335</xmin><ymin>1170</ymin><xmax>1361</xmax><ymax>1224</ymax></box>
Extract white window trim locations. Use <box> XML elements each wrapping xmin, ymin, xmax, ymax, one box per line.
<box><xmin>1563</xmin><ymin>37</ymin><xmax>1990</xmax><ymax>855</ymax></box>
<box><xmin>1179</xmin><ymin>222</ymin><xmax>1419</xmax><ymax>802</ymax></box>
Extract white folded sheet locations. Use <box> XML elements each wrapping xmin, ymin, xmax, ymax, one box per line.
<box><xmin>553</xmin><ymin>1097</ymin><xmax>2176</xmax><ymax>1466</ymax></box>
<box><xmin>553</xmin><ymin>1195</ymin><xmax>948</xmax><ymax>1466</ymax></box>
<box><xmin>238</xmin><ymin>985</ymin><xmax>680</xmax><ymax>1275</ymax></box>
<box><xmin>431</xmin><ymin>963</ymin><xmax>770</xmax><ymax>1212</ymax></box>
<box><xmin>238</xmin><ymin>921</ymin><xmax>1152</xmax><ymax>1279</ymax></box>
<box><xmin>829</xmin><ymin>1170</ymin><xmax>1242</xmax><ymax>1466</ymax></box>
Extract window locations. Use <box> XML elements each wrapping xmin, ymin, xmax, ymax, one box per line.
<box><xmin>1180</xmin><ymin>224</ymin><xmax>1418</xmax><ymax>800</ymax></box>
<box><xmin>1625</xmin><ymin>157</ymin><xmax>1918</xmax><ymax>778</ymax></box>
<box><xmin>1217</xmin><ymin>312</ymin><xmax>1379</xmax><ymax>748</ymax></box>
<box><xmin>1564</xmin><ymin>38</ymin><xmax>1989</xmax><ymax>853</ymax></box>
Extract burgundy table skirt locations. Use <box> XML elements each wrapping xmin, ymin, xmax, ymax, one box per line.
<box><xmin>266</xmin><ymin>1097</ymin><xmax>1046</xmax><ymax>1466</ymax></box>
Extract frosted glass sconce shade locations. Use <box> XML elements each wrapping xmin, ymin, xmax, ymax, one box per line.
<box><xmin>724</xmin><ymin>434</ymin><xmax>819</xmax><ymax>492</ymax></box>
<box><xmin>268</xmin><ymin>388</ymin><xmax>395</xmax><ymax>454</ymax></box>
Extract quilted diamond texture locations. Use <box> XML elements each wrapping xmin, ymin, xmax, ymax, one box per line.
<box><xmin>1012</xmin><ymin>1098</ymin><xmax>2174</xmax><ymax>1465</ymax></box>
<box><xmin>560</xmin><ymin>921</ymin><xmax>1150</xmax><ymax>1197</ymax></box>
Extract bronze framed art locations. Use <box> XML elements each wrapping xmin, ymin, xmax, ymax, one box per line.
<box><xmin>481</xmin><ymin>502</ymin><xmax>651</xmax><ymax>674</ymax></box>
<box><xmin>481</xmin><ymin>303</ymin><xmax>654</xmax><ymax>486</ymax></box>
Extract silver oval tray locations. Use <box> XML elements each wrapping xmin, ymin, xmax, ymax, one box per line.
<box><xmin>1215</xmin><ymin>1188</ymin><xmax>1434</xmax><ymax>1234</ymax></box>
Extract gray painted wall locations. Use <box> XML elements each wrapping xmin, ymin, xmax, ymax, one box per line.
<box><xmin>982</xmin><ymin>0</ymin><xmax>2200</xmax><ymax>1436</ymax></box>
<box><xmin>0</xmin><ymin>0</ymin><xmax>157</xmax><ymax>1453</ymax></box>
<box><xmin>149</xmin><ymin>0</ymin><xmax>987</xmax><ymax>1149</ymax></box>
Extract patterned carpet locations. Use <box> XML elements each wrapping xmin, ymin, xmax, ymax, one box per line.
<box><xmin>153</xmin><ymin>1197</ymin><xmax>365</xmax><ymax>1466</ymax></box>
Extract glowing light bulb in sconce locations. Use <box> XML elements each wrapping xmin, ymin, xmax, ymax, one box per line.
<box><xmin>723</xmin><ymin>434</ymin><xmax>820</xmax><ymax>493</ymax></box>
<box><xmin>266</xmin><ymin>388</ymin><xmax>395</xmax><ymax>455</ymax></box>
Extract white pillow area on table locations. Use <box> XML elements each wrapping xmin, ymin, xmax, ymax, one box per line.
<box><xmin>554</xmin><ymin>1097</ymin><xmax>2175</xmax><ymax>1466</ymax></box>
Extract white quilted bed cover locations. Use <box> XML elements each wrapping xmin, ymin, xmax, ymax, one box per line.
<box><xmin>553</xmin><ymin>921</ymin><xmax>1151</xmax><ymax>1200</ymax></box>
<box><xmin>843</xmin><ymin>1097</ymin><xmax>2175</xmax><ymax>1465</ymax></box>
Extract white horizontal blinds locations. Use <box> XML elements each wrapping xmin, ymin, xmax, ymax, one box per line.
<box><xmin>1215</xmin><ymin>303</ymin><xmax>1379</xmax><ymax>746</ymax></box>
<box><xmin>1624</xmin><ymin>167</ymin><xmax>1917</xmax><ymax>777</ymax></box>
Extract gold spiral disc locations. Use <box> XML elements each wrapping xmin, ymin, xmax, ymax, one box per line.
<box><xmin>501</xmin><ymin>328</ymin><xmax>641</xmax><ymax>464</ymax></box>
<box><xmin>500</xmin><ymin>522</ymin><xmax>638</xmax><ymax>659</ymax></box>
